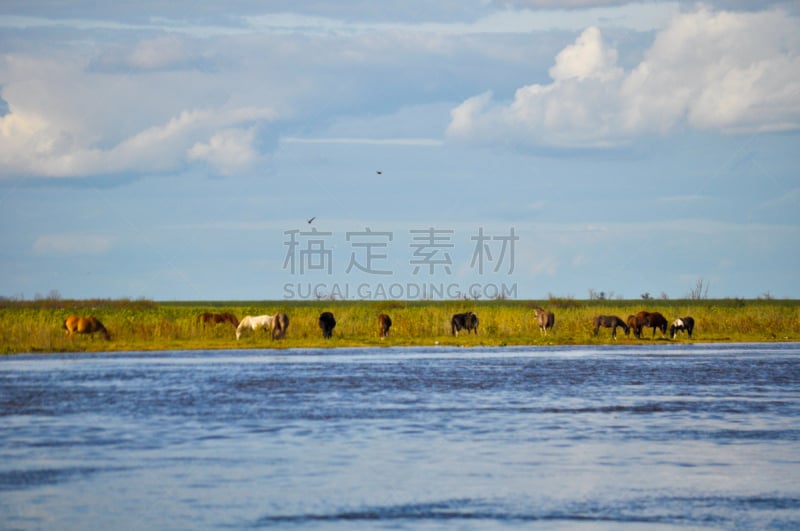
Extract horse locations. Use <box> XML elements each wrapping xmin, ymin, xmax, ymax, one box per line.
<box><xmin>635</xmin><ymin>311</ymin><xmax>668</xmax><ymax>338</ymax></box>
<box><xmin>63</xmin><ymin>316</ymin><xmax>110</xmax><ymax>340</ymax></box>
<box><xmin>199</xmin><ymin>312</ymin><xmax>239</xmax><ymax>328</ymax></box>
<box><xmin>533</xmin><ymin>307</ymin><xmax>555</xmax><ymax>335</ymax></box>
<box><xmin>272</xmin><ymin>313</ymin><xmax>289</xmax><ymax>339</ymax></box>
<box><xmin>378</xmin><ymin>314</ymin><xmax>392</xmax><ymax>339</ymax></box>
<box><xmin>592</xmin><ymin>315</ymin><xmax>629</xmax><ymax>339</ymax></box>
<box><xmin>451</xmin><ymin>312</ymin><xmax>479</xmax><ymax>336</ymax></box>
<box><xmin>319</xmin><ymin>312</ymin><xmax>336</xmax><ymax>339</ymax></box>
<box><xmin>236</xmin><ymin>314</ymin><xmax>288</xmax><ymax>340</ymax></box>
<box><xmin>628</xmin><ymin>313</ymin><xmax>649</xmax><ymax>339</ymax></box>
<box><xmin>670</xmin><ymin>316</ymin><xmax>695</xmax><ymax>339</ymax></box>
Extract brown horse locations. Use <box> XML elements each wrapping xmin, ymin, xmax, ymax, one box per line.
<box><xmin>199</xmin><ymin>312</ymin><xmax>239</xmax><ymax>328</ymax></box>
<box><xmin>533</xmin><ymin>307</ymin><xmax>555</xmax><ymax>335</ymax></box>
<box><xmin>272</xmin><ymin>312</ymin><xmax>289</xmax><ymax>339</ymax></box>
<box><xmin>378</xmin><ymin>314</ymin><xmax>392</xmax><ymax>338</ymax></box>
<box><xmin>63</xmin><ymin>316</ymin><xmax>110</xmax><ymax>340</ymax></box>
<box><xmin>634</xmin><ymin>311</ymin><xmax>668</xmax><ymax>339</ymax></box>
<box><xmin>628</xmin><ymin>313</ymin><xmax>649</xmax><ymax>339</ymax></box>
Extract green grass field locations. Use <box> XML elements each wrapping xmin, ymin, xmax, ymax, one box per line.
<box><xmin>1</xmin><ymin>298</ymin><xmax>798</xmax><ymax>354</ymax></box>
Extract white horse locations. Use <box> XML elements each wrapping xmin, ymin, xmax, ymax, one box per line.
<box><xmin>236</xmin><ymin>314</ymin><xmax>289</xmax><ymax>340</ymax></box>
<box><xmin>236</xmin><ymin>314</ymin><xmax>274</xmax><ymax>340</ymax></box>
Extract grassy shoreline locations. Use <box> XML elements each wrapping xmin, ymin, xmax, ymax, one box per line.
<box><xmin>1</xmin><ymin>298</ymin><xmax>798</xmax><ymax>354</ymax></box>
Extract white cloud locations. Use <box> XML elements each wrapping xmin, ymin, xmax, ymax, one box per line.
<box><xmin>33</xmin><ymin>234</ymin><xmax>114</xmax><ymax>256</ymax></box>
<box><xmin>548</xmin><ymin>26</ymin><xmax>621</xmax><ymax>82</ymax></box>
<box><xmin>187</xmin><ymin>127</ymin><xmax>262</xmax><ymax>176</ymax></box>
<box><xmin>0</xmin><ymin>97</ymin><xmax>276</xmax><ymax>178</ymax></box>
<box><xmin>447</xmin><ymin>6</ymin><xmax>800</xmax><ymax>148</ymax></box>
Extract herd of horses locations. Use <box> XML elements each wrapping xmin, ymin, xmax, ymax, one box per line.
<box><xmin>593</xmin><ymin>311</ymin><xmax>695</xmax><ymax>340</ymax></box>
<box><xmin>61</xmin><ymin>308</ymin><xmax>695</xmax><ymax>342</ymax></box>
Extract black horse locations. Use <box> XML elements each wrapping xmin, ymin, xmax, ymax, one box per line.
<box><xmin>593</xmin><ymin>315</ymin><xmax>629</xmax><ymax>339</ymax></box>
<box><xmin>451</xmin><ymin>312</ymin><xmax>479</xmax><ymax>336</ymax></box>
<box><xmin>378</xmin><ymin>314</ymin><xmax>392</xmax><ymax>338</ymax></box>
<box><xmin>318</xmin><ymin>311</ymin><xmax>336</xmax><ymax>339</ymax></box>
<box><xmin>670</xmin><ymin>316</ymin><xmax>695</xmax><ymax>339</ymax></box>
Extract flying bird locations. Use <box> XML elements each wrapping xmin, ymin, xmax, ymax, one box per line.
<box><xmin>376</xmin><ymin>170</ymin><xmax>382</xmax><ymax>175</ymax></box>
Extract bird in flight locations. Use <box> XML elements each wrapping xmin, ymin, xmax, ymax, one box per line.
<box><xmin>307</xmin><ymin>216</ymin><xmax>316</xmax><ymax>224</ymax></box>
<box><xmin>376</xmin><ymin>170</ymin><xmax>382</xmax><ymax>175</ymax></box>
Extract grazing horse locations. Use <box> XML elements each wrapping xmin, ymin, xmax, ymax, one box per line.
<box><xmin>378</xmin><ymin>314</ymin><xmax>392</xmax><ymax>339</ymax></box>
<box><xmin>319</xmin><ymin>312</ymin><xmax>337</xmax><ymax>339</ymax></box>
<box><xmin>592</xmin><ymin>315</ymin><xmax>629</xmax><ymax>339</ymax></box>
<box><xmin>451</xmin><ymin>312</ymin><xmax>479</xmax><ymax>336</ymax></box>
<box><xmin>199</xmin><ymin>312</ymin><xmax>239</xmax><ymax>328</ymax></box>
<box><xmin>63</xmin><ymin>316</ymin><xmax>110</xmax><ymax>340</ymax></box>
<box><xmin>236</xmin><ymin>314</ymin><xmax>288</xmax><ymax>340</ymax></box>
<box><xmin>670</xmin><ymin>316</ymin><xmax>695</xmax><ymax>339</ymax></box>
<box><xmin>628</xmin><ymin>313</ymin><xmax>649</xmax><ymax>339</ymax></box>
<box><xmin>634</xmin><ymin>311</ymin><xmax>668</xmax><ymax>338</ymax></box>
<box><xmin>533</xmin><ymin>307</ymin><xmax>555</xmax><ymax>335</ymax></box>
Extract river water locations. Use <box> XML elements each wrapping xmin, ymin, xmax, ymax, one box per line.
<box><xmin>1</xmin><ymin>343</ymin><xmax>799</xmax><ymax>530</ymax></box>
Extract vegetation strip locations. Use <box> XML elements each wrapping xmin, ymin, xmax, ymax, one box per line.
<box><xmin>1</xmin><ymin>298</ymin><xmax>798</xmax><ymax>354</ymax></box>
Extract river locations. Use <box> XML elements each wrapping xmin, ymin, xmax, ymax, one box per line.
<box><xmin>2</xmin><ymin>343</ymin><xmax>799</xmax><ymax>529</ymax></box>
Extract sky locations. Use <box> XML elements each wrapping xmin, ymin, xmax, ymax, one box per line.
<box><xmin>1</xmin><ymin>0</ymin><xmax>798</xmax><ymax>301</ymax></box>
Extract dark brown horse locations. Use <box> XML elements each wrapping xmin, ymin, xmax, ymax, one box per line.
<box><xmin>378</xmin><ymin>314</ymin><xmax>392</xmax><ymax>338</ymax></box>
<box><xmin>272</xmin><ymin>312</ymin><xmax>289</xmax><ymax>339</ymax></box>
<box><xmin>670</xmin><ymin>316</ymin><xmax>695</xmax><ymax>339</ymax></box>
<box><xmin>634</xmin><ymin>311</ymin><xmax>668</xmax><ymax>338</ymax></box>
<box><xmin>199</xmin><ymin>312</ymin><xmax>239</xmax><ymax>328</ymax></box>
<box><xmin>451</xmin><ymin>312</ymin><xmax>479</xmax><ymax>336</ymax></box>
<box><xmin>319</xmin><ymin>312</ymin><xmax>336</xmax><ymax>339</ymax></box>
<box><xmin>533</xmin><ymin>307</ymin><xmax>555</xmax><ymax>335</ymax></box>
<box><xmin>592</xmin><ymin>315</ymin><xmax>629</xmax><ymax>339</ymax></box>
<box><xmin>63</xmin><ymin>316</ymin><xmax>110</xmax><ymax>340</ymax></box>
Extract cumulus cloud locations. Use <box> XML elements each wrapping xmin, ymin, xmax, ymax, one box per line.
<box><xmin>0</xmin><ymin>99</ymin><xmax>275</xmax><ymax>178</ymax></box>
<box><xmin>447</xmin><ymin>7</ymin><xmax>800</xmax><ymax>148</ymax></box>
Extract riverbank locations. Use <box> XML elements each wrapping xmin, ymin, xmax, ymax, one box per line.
<box><xmin>1</xmin><ymin>298</ymin><xmax>798</xmax><ymax>354</ymax></box>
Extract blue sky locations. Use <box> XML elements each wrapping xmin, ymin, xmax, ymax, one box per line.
<box><xmin>1</xmin><ymin>0</ymin><xmax>798</xmax><ymax>301</ymax></box>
